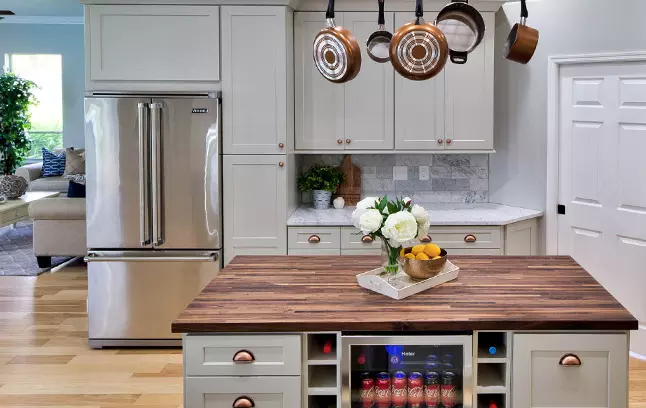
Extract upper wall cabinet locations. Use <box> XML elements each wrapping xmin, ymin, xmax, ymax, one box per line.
<box><xmin>295</xmin><ymin>12</ymin><xmax>395</xmax><ymax>151</ymax></box>
<box><xmin>85</xmin><ymin>5</ymin><xmax>220</xmax><ymax>92</ymax></box>
<box><xmin>222</xmin><ymin>7</ymin><xmax>294</xmax><ymax>155</ymax></box>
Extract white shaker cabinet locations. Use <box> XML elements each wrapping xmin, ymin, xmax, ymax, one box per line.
<box><xmin>85</xmin><ymin>5</ymin><xmax>220</xmax><ymax>92</ymax></box>
<box><xmin>222</xmin><ymin>7</ymin><xmax>294</xmax><ymax>155</ymax></box>
<box><xmin>223</xmin><ymin>155</ymin><xmax>289</xmax><ymax>265</ymax></box>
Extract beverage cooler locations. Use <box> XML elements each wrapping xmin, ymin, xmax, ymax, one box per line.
<box><xmin>341</xmin><ymin>336</ymin><xmax>472</xmax><ymax>408</ymax></box>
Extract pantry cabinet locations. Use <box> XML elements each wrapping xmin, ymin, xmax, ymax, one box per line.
<box><xmin>222</xmin><ymin>6</ymin><xmax>294</xmax><ymax>155</ymax></box>
<box><xmin>85</xmin><ymin>5</ymin><xmax>220</xmax><ymax>92</ymax></box>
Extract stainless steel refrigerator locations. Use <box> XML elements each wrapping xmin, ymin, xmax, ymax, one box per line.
<box><xmin>84</xmin><ymin>93</ymin><xmax>222</xmax><ymax>348</ymax></box>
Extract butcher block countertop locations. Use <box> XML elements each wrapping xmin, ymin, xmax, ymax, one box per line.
<box><xmin>172</xmin><ymin>256</ymin><xmax>637</xmax><ymax>333</ymax></box>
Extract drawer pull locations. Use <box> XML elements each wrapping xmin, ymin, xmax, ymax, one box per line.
<box><xmin>559</xmin><ymin>353</ymin><xmax>581</xmax><ymax>367</ymax></box>
<box><xmin>361</xmin><ymin>235</ymin><xmax>374</xmax><ymax>243</ymax></box>
<box><xmin>308</xmin><ymin>235</ymin><xmax>321</xmax><ymax>244</ymax></box>
<box><xmin>233</xmin><ymin>396</ymin><xmax>255</xmax><ymax>408</ymax></box>
<box><xmin>419</xmin><ymin>235</ymin><xmax>432</xmax><ymax>243</ymax></box>
<box><xmin>232</xmin><ymin>350</ymin><xmax>255</xmax><ymax>363</ymax></box>
<box><xmin>464</xmin><ymin>234</ymin><xmax>477</xmax><ymax>243</ymax></box>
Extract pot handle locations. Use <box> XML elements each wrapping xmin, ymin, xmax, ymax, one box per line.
<box><xmin>450</xmin><ymin>50</ymin><xmax>468</xmax><ymax>64</ymax></box>
<box><xmin>520</xmin><ymin>0</ymin><xmax>528</xmax><ymax>24</ymax></box>
<box><xmin>326</xmin><ymin>0</ymin><xmax>335</xmax><ymax>20</ymax></box>
<box><xmin>415</xmin><ymin>0</ymin><xmax>423</xmax><ymax>19</ymax></box>
<box><xmin>378</xmin><ymin>0</ymin><xmax>385</xmax><ymax>25</ymax></box>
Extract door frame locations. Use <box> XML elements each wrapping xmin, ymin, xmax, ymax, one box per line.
<box><xmin>545</xmin><ymin>51</ymin><xmax>646</xmax><ymax>254</ymax></box>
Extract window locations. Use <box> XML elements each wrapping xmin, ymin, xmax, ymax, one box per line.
<box><xmin>3</xmin><ymin>54</ymin><xmax>63</xmax><ymax>159</ymax></box>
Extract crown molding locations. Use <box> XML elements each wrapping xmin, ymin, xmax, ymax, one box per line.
<box><xmin>0</xmin><ymin>16</ymin><xmax>83</xmax><ymax>24</ymax></box>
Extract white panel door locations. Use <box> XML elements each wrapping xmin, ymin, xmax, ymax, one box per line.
<box><xmin>87</xmin><ymin>5</ymin><xmax>219</xmax><ymax>87</ymax></box>
<box><xmin>343</xmin><ymin>12</ymin><xmax>395</xmax><ymax>150</ymax></box>
<box><xmin>222</xmin><ymin>7</ymin><xmax>292</xmax><ymax>155</ymax></box>
<box><xmin>394</xmin><ymin>12</ymin><xmax>445</xmax><ymax>151</ymax></box>
<box><xmin>295</xmin><ymin>12</ymin><xmax>345</xmax><ymax>150</ymax></box>
<box><xmin>443</xmin><ymin>12</ymin><xmax>494</xmax><ymax>151</ymax></box>
<box><xmin>558</xmin><ymin>62</ymin><xmax>646</xmax><ymax>353</ymax></box>
<box><xmin>223</xmin><ymin>155</ymin><xmax>287</xmax><ymax>265</ymax></box>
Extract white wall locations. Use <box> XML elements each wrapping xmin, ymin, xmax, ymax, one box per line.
<box><xmin>0</xmin><ymin>23</ymin><xmax>85</xmax><ymax>148</ymax></box>
<box><xmin>490</xmin><ymin>0</ymin><xmax>646</xmax><ymax>252</ymax></box>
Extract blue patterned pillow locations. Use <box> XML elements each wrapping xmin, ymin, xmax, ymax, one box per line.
<box><xmin>41</xmin><ymin>148</ymin><xmax>66</xmax><ymax>177</ymax></box>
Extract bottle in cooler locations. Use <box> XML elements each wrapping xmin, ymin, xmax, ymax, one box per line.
<box><xmin>423</xmin><ymin>371</ymin><xmax>441</xmax><ymax>408</ymax></box>
<box><xmin>391</xmin><ymin>371</ymin><xmax>407</xmax><ymax>408</ymax></box>
<box><xmin>440</xmin><ymin>371</ymin><xmax>457</xmax><ymax>408</ymax></box>
<box><xmin>407</xmin><ymin>372</ymin><xmax>424</xmax><ymax>408</ymax></box>
<box><xmin>375</xmin><ymin>372</ymin><xmax>391</xmax><ymax>408</ymax></box>
<box><xmin>360</xmin><ymin>372</ymin><xmax>375</xmax><ymax>408</ymax></box>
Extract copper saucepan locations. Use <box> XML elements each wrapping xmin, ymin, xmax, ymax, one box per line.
<box><xmin>389</xmin><ymin>0</ymin><xmax>449</xmax><ymax>81</ymax></box>
<box><xmin>313</xmin><ymin>0</ymin><xmax>362</xmax><ymax>83</ymax></box>
<box><xmin>504</xmin><ymin>0</ymin><xmax>539</xmax><ymax>64</ymax></box>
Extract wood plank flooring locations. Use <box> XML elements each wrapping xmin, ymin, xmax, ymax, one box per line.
<box><xmin>0</xmin><ymin>265</ymin><xmax>645</xmax><ymax>407</ymax></box>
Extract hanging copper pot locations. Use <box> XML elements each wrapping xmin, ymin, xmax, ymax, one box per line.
<box><xmin>313</xmin><ymin>0</ymin><xmax>362</xmax><ymax>83</ymax></box>
<box><xmin>435</xmin><ymin>0</ymin><xmax>485</xmax><ymax>65</ymax></box>
<box><xmin>504</xmin><ymin>0</ymin><xmax>539</xmax><ymax>64</ymax></box>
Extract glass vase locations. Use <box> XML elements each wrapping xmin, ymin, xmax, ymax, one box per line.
<box><xmin>381</xmin><ymin>240</ymin><xmax>401</xmax><ymax>275</ymax></box>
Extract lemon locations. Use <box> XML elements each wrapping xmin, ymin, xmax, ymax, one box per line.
<box><xmin>411</xmin><ymin>244</ymin><xmax>426</xmax><ymax>255</ymax></box>
<box><xmin>423</xmin><ymin>243</ymin><xmax>441</xmax><ymax>258</ymax></box>
<box><xmin>432</xmin><ymin>256</ymin><xmax>442</xmax><ymax>260</ymax></box>
<box><xmin>405</xmin><ymin>253</ymin><xmax>416</xmax><ymax>260</ymax></box>
<box><xmin>415</xmin><ymin>253</ymin><xmax>430</xmax><ymax>261</ymax></box>
<box><xmin>400</xmin><ymin>248</ymin><xmax>406</xmax><ymax>257</ymax></box>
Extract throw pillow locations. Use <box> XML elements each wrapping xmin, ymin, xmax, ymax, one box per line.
<box><xmin>41</xmin><ymin>148</ymin><xmax>66</xmax><ymax>177</ymax></box>
<box><xmin>67</xmin><ymin>180</ymin><xmax>86</xmax><ymax>198</ymax></box>
<box><xmin>63</xmin><ymin>148</ymin><xmax>86</xmax><ymax>176</ymax></box>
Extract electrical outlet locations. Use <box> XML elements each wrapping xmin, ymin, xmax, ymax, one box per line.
<box><xmin>393</xmin><ymin>166</ymin><xmax>408</xmax><ymax>181</ymax></box>
<box><xmin>419</xmin><ymin>166</ymin><xmax>429</xmax><ymax>181</ymax></box>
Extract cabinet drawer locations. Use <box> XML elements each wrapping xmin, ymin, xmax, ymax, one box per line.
<box><xmin>341</xmin><ymin>249</ymin><xmax>382</xmax><ymax>256</ymax></box>
<box><xmin>185</xmin><ymin>334</ymin><xmax>301</xmax><ymax>376</ymax></box>
<box><xmin>0</xmin><ymin>209</ymin><xmax>18</xmax><ymax>224</ymax></box>
<box><xmin>288</xmin><ymin>227</ymin><xmax>340</xmax><ymax>250</ymax></box>
<box><xmin>512</xmin><ymin>333</ymin><xmax>628</xmax><ymax>408</ymax></box>
<box><xmin>289</xmin><ymin>248</ymin><xmax>340</xmax><ymax>256</ymax></box>
<box><xmin>341</xmin><ymin>227</ymin><xmax>381</xmax><ymax>251</ymax></box>
<box><xmin>186</xmin><ymin>376</ymin><xmax>300</xmax><ymax>408</ymax></box>
<box><xmin>444</xmin><ymin>248</ymin><xmax>501</xmax><ymax>256</ymax></box>
<box><xmin>419</xmin><ymin>226</ymin><xmax>501</xmax><ymax>249</ymax></box>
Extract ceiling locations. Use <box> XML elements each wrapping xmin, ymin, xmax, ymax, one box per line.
<box><xmin>0</xmin><ymin>0</ymin><xmax>82</xmax><ymax>16</ymax></box>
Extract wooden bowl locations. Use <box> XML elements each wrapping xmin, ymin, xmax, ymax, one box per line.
<box><xmin>398</xmin><ymin>248</ymin><xmax>448</xmax><ymax>280</ymax></box>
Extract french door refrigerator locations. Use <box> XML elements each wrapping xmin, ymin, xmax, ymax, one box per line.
<box><xmin>84</xmin><ymin>93</ymin><xmax>222</xmax><ymax>348</ymax></box>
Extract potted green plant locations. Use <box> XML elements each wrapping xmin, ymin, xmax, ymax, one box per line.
<box><xmin>298</xmin><ymin>165</ymin><xmax>345</xmax><ymax>210</ymax></box>
<box><xmin>0</xmin><ymin>70</ymin><xmax>37</xmax><ymax>199</ymax></box>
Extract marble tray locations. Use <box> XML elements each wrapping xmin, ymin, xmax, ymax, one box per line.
<box><xmin>356</xmin><ymin>260</ymin><xmax>460</xmax><ymax>300</ymax></box>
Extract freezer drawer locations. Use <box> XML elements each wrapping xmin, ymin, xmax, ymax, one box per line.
<box><xmin>87</xmin><ymin>250</ymin><xmax>220</xmax><ymax>341</ymax></box>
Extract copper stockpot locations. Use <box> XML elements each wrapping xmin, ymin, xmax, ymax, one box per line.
<box><xmin>504</xmin><ymin>0</ymin><xmax>539</xmax><ymax>64</ymax></box>
<box><xmin>389</xmin><ymin>0</ymin><xmax>449</xmax><ymax>81</ymax></box>
<box><xmin>313</xmin><ymin>0</ymin><xmax>362</xmax><ymax>83</ymax></box>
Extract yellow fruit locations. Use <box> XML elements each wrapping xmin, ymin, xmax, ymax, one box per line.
<box><xmin>405</xmin><ymin>253</ymin><xmax>416</xmax><ymax>260</ymax></box>
<box><xmin>423</xmin><ymin>243</ymin><xmax>441</xmax><ymax>258</ymax></box>
<box><xmin>415</xmin><ymin>253</ymin><xmax>430</xmax><ymax>261</ymax></box>
<box><xmin>411</xmin><ymin>245</ymin><xmax>426</xmax><ymax>255</ymax></box>
<box><xmin>432</xmin><ymin>256</ymin><xmax>442</xmax><ymax>260</ymax></box>
<box><xmin>400</xmin><ymin>248</ymin><xmax>406</xmax><ymax>257</ymax></box>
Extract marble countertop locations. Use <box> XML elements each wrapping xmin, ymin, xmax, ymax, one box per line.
<box><xmin>287</xmin><ymin>203</ymin><xmax>544</xmax><ymax>227</ymax></box>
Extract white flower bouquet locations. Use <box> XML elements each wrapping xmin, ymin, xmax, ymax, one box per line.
<box><xmin>352</xmin><ymin>196</ymin><xmax>430</xmax><ymax>274</ymax></box>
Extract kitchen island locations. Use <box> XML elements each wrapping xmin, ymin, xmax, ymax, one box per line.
<box><xmin>173</xmin><ymin>256</ymin><xmax>636</xmax><ymax>408</ymax></box>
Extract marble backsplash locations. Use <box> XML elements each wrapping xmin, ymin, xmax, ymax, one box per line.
<box><xmin>298</xmin><ymin>154</ymin><xmax>489</xmax><ymax>204</ymax></box>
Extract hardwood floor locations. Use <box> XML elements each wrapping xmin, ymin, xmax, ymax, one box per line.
<box><xmin>0</xmin><ymin>265</ymin><xmax>644</xmax><ymax>407</ymax></box>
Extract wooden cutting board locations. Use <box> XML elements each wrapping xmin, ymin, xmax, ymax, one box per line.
<box><xmin>336</xmin><ymin>155</ymin><xmax>361</xmax><ymax>205</ymax></box>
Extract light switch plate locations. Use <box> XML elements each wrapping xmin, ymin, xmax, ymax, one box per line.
<box><xmin>419</xmin><ymin>166</ymin><xmax>429</xmax><ymax>181</ymax></box>
<box><xmin>393</xmin><ymin>166</ymin><xmax>408</xmax><ymax>181</ymax></box>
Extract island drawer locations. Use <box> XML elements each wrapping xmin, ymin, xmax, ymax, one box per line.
<box><xmin>184</xmin><ymin>334</ymin><xmax>301</xmax><ymax>376</ymax></box>
<box><xmin>418</xmin><ymin>226</ymin><xmax>501</xmax><ymax>249</ymax></box>
<box><xmin>512</xmin><ymin>333</ymin><xmax>628</xmax><ymax>407</ymax></box>
<box><xmin>185</xmin><ymin>376</ymin><xmax>300</xmax><ymax>408</ymax></box>
<box><xmin>288</xmin><ymin>227</ymin><xmax>341</xmax><ymax>251</ymax></box>
<box><xmin>341</xmin><ymin>227</ymin><xmax>381</xmax><ymax>251</ymax></box>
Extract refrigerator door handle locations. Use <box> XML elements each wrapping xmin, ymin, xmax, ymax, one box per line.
<box><xmin>85</xmin><ymin>252</ymin><xmax>219</xmax><ymax>262</ymax></box>
<box><xmin>137</xmin><ymin>103</ymin><xmax>151</xmax><ymax>247</ymax></box>
<box><xmin>150</xmin><ymin>102</ymin><xmax>164</xmax><ymax>247</ymax></box>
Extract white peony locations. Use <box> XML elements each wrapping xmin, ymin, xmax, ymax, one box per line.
<box><xmin>411</xmin><ymin>204</ymin><xmax>429</xmax><ymax>223</ymax></box>
<box><xmin>403</xmin><ymin>197</ymin><xmax>412</xmax><ymax>205</ymax></box>
<box><xmin>352</xmin><ymin>197</ymin><xmax>379</xmax><ymax>229</ymax></box>
<box><xmin>417</xmin><ymin>220</ymin><xmax>431</xmax><ymax>240</ymax></box>
<box><xmin>381</xmin><ymin>211</ymin><xmax>418</xmax><ymax>246</ymax></box>
<box><xmin>358</xmin><ymin>209</ymin><xmax>383</xmax><ymax>235</ymax></box>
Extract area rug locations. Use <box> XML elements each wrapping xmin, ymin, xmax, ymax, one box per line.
<box><xmin>0</xmin><ymin>222</ymin><xmax>71</xmax><ymax>276</ymax></box>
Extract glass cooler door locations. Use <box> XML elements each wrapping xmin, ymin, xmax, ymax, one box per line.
<box><xmin>342</xmin><ymin>336</ymin><xmax>472</xmax><ymax>408</ymax></box>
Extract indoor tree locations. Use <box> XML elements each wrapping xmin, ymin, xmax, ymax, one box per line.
<box><xmin>0</xmin><ymin>70</ymin><xmax>37</xmax><ymax>175</ymax></box>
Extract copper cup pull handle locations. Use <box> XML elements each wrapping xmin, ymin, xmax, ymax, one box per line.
<box><xmin>361</xmin><ymin>235</ymin><xmax>373</xmax><ymax>243</ymax></box>
<box><xmin>559</xmin><ymin>353</ymin><xmax>581</xmax><ymax>367</ymax></box>
<box><xmin>232</xmin><ymin>350</ymin><xmax>255</xmax><ymax>363</ymax></box>
<box><xmin>308</xmin><ymin>235</ymin><xmax>321</xmax><ymax>244</ymax></box>
<box><xmin>419</xmin><ymin>235</ymin><xmax>432</xmax><ymax>243</ymax></box>
<box><xmin>233</xmin><ymin>396</ymin><xmax>255</xmax><ymax>408</ymax></box>
<box><xmin>464</xmin><ymin>234</ymin><xmax>477</xmax><ymax>243</ymax></box>
<box><xmin>278</xmin><ymin>143</ymin><xmax>284</xmax><ymax>148</ymax></box>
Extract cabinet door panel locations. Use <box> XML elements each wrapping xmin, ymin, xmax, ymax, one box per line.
<box><xmin>444</xmin><ymin>12</ymin><xmax>494</xmax><ymax>151</ymax></box>
<box><xmin>222</xmin><ymin>7</ymin><xmax>292</xmax><ymax>155</ymax></box>
<box><xmin>223</xmin><ymin>155</ymin><xmax>287</xmax><ymax>265</ymax></box>
<box><xmin>394</xmin><ymin>12</ymin><xmax>445</xmax><ymax>151</ymax></box>
<box><xmin>295</xmin><ymin>12</ymin><xmax>345</xmax><ymax>150</ymax></box>
<box><xmin>344</xmin><ymin>12</ymin><xmax>395</xmax><ymax>150</ymax></box>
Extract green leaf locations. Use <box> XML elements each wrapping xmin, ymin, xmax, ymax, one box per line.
<box><xmin>297</xmin><ymin>164</ymin><xmax>345</xmax><ymax>192</ymax></box>
<box><xmin>387</xmin><ymin>201</ymin><xmax>397</xmax><ymax>215</ymax></box>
